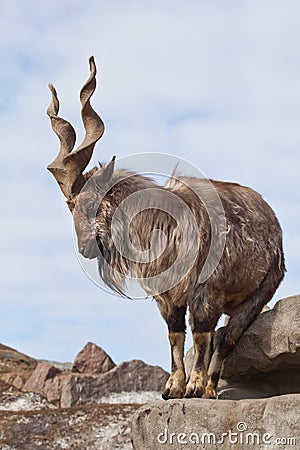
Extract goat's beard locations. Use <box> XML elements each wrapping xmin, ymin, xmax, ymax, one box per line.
<box><xmin>96</xmin><ymin>233</ymin><xmax>131</xmax><ymax>297</ymax></box>
<box><xmin>95</xmin><ymin>236</ymin><xmax>104</xmax><ymax>258</ymax></box>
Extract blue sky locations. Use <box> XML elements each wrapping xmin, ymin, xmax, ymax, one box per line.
<box><xmin>0</xmin><ymin>0</ymin><xmax>299</xmax><ymax>370</ymax></box>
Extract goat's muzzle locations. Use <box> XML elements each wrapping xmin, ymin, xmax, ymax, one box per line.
<box><xmin>79</xmin><ymin>239</ymin><xmax>101</xmax><ymax>259</ymax></box>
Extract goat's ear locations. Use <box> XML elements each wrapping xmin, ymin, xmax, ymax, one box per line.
<box><xmin>102</xmin><ymin>156</ymin><xmax>116</xmax><ymax>183</ymax></box>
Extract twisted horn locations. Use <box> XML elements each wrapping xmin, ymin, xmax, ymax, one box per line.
<box><xmin>47</xmin><ymin>84</ymin><xmax>76</xmax><ymax>197</ymax></box>
<box><xmin>47</xmin><ymin>56</ymin><xmax>105</xmax><ymax>199</ymax></box>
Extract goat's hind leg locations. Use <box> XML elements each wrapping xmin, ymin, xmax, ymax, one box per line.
<box><xmin>185</xmin><ymin>331</ymin><xmax>213</xmax><ymax>398</ymax></box>
<box><xmin>204</xmin><ymin>283</ymin><xmax>279</xmax><ymax>399</ymax></box>
<box><xmin>162</xmin><ymin>306</ymin><xmax>187</xmax><ymax>400</ymax></box>
<box><xmin>203</xmin><ymin>251</ymin><xmax>285</xmax><ymax>399</ymax></box>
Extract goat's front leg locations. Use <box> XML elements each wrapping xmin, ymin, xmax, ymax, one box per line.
<box><xmin>162</xmin><ymin>306</ymin><xmax>187</xmax><ymax>400</ymax></box>
<box><xmin>186</xmin><ymin>301</ymin><xmax>221</xmax><ymax>399</ymax></box>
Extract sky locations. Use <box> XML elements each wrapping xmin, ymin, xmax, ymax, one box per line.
<box><xmin>0</xmin><ymin>0</ymin><xmax>299</xmax><ymax>371</ymax></box>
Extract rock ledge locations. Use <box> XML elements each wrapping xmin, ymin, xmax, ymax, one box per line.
<box><xmin>131</xmin><ymin>395</ymin><xmax>300</xmax><ymax>450</ymax></box>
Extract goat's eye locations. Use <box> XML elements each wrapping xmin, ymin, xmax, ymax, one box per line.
<box><xmin>86</xmin><ymin>201</ymin><xmax>95</xmax><ymax>211</ymax></box>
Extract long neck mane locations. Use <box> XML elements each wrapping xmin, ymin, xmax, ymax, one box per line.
<box><xmin>96</xmin><ymin>169</ymin><xmax>211</xmax><ymax>298</ymax></box>
<box><xmin>97</xmin><ymin>169</ymin><xmax>160</xmax><ymax>296</ymax></box>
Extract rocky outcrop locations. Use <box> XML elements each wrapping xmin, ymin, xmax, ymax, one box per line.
<box><xmin>0</xmin><ymin>344</ymin><xmax>37</xmax><ymax>390</ymax></box>
<box><xmin>0</xmin><ymin>344</ymin><xmax>37</xmax><ymax>372</ymax></box>
<box><xmin>0</xmin><ymin>341</ymin><xmax>169</xmax><ymax>408</ymax></box>
<box><xmin>131</xmin><ymin>395</ymin><xmax>300</xmax><ymax>450</ymax></box>
<box><xmin>60</xmin><ymin>359</ymin><xmax>169</xmax><ymax>408</ymax></box>
<box><xmin>22</xmin><ymin>359</ymin><xmax>168</xmax><ymax>408</ymax></box>
<box><xmin>24</xmin><ymin>362</ymin><xmax>61</xmax><ymax>393</ymax></box>
<box><xmin>72</xmin><ymin>341</ymin><xmax>116</xmax><ymax>374</ymax></box>
<box><xmin>0</xmin><ymin>342</ymin><xmax>168</xmax><ymax>449</ymax></box>
<box><xmin>185</xmin><ymin>295</ymin><xmax>300</xmax><ymax>399</ymax></box>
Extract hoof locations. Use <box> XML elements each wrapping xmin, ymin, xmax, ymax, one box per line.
<box><xmin>162</xmin><ymin>390</ymin><xmax>170</xmax><ymax>401</ymax></box>
<box><xmin>202</xmin><ymin>385</ymin><xmax>218</xmax><ymax>399</ymax></box>
<box><xmin>184</xmin><ymin>381</ymin><xmax>204</xmax><ymax>398</ymax></box>
<box><xmin>184</xmin><ymin>370</ymin><xmax>205</xmax><ymax>398</ymax></box>
<box><xmin>162</xmin><ymin>386</ymin><xmax>185</xmax><ymax>400</ymax></box>
<box><xmin>184</xmin><ymin>384</ymin><xmax>204</xmax><ymax>398</ymax></box>
<box><xmin>162</xmin><ymin>371</ymin><xmax>186</xmax><ymax>400</ymax></box>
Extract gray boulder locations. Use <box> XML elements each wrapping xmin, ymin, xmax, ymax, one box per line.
<box><xmin>131</xmin><ymin>395</ymin><xmax>300</xmax><ymax>450</ymax></box>
<box><xmin>222</xmin><ymin>295</ymin><xmax>300</xmax><ymax>378</ymax></box>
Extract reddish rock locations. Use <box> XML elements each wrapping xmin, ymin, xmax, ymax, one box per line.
<box><xmin>12</xmin><ymin>374</ymin><xmax>25</xmax><ymax>390</ymax></box>
<box><xmin>72</xmin><ymin>342</ymin><xmax>116</xmax><ymax>375</ymax></box>
<box><xmin>44</xmin><ymin>374</ymin><xmax>69</xmax><ymax>403</ymax></box>
<box><xmin>24</xmin><ymin>362</ymin><xmax>61</xmax><ymax>394</ymax></box>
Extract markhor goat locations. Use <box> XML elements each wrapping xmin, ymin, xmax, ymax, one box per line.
<box><xmin>47</xmin><ymin>57</ymin><xmax>285</xmax><ymax>399</ymax></box>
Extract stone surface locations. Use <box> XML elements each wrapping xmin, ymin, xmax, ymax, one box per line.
<box><xmin>185</xmin><ymin>295</ymin><xmax>300</xmax><ymax>399</ymax></box>
<box><xmin>0</xmin><ymin>344</ymin><xmax>37</xmax><ymax>389</ymax></box>
<box><xmin>43</xmin><ymin>374</ymin><xmax>68</xmax><ymax>404</ymax></box>
<box><xmin>61</xmin><ymin>359</ymin><xmax>169</xmax><ymax>408</ymax></box>
<box><xmin>131</xmin><ymin>395</ymin><xmax>300</xmax><ymax>450</ymax></box>
<box><xmin>72</xmin><ymin>341</ymin><xmax>116</xmax><ymax>374</ymax></box>
<box><xmin>12</xmin><ymin>375</ymin><xmax>25</xmax><ymax>390</ymax></box>
<box><xmin>24</xmin><ymin>362</ymin><xmax>61</xmax><ymax>394</ymax></box>
<box><xmin>222</xmin><ymin>295</ymin><xmax>300</xmax><ymax>379</ymax></box>
<box><xmin>0</xmin><ymin>344</ymin><xmax>37</xmax><ymax>372</ymax></box>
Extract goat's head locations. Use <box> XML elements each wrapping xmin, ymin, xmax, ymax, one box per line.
<box><xmin>47</xmin><ymin>56</ymin><xmax>115</xmax><ymax>259</ymax></box>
